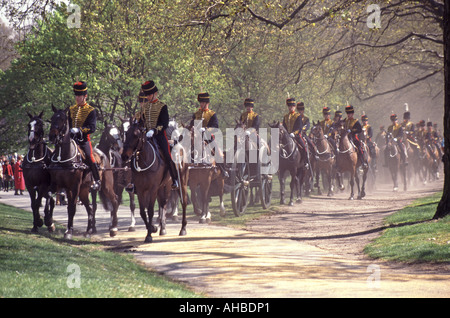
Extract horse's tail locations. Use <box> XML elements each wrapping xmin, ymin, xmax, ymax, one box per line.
<box><xmin>95</xmin><ymin>149</ymin><xmax>118</xmax><ymax>212</ymax></box>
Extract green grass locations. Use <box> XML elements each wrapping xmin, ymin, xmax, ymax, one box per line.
<box><xmin>0</xmin><ymin>203</ymin><xmax>203</xmax><ymax>298</ymax></box>
<box><xmin>364</xmin><ymin>191</ymin><xmax>450</xmax><ymax>263</ymax></box>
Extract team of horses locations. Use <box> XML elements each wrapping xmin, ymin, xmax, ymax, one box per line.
<box><xmin>22</xmin><ymin>109</ymin><xmax>442</xmax><ymax>243</ymax></box>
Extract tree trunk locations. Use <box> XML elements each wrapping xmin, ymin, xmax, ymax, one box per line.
<box><xmin>434</xmin><ymin>0</ymin><xmax>450</xmax><ymax>219</ymax></box>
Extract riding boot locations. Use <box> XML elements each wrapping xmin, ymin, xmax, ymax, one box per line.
<box><xmin>168</xmin><ymin>161</ymin><xmax>179</xmax><ymax>189</ymax></box>
<box><xmin>90</xmin><ymin>162</ymin><xmax>101</xmax><ymax>190</ymax></box>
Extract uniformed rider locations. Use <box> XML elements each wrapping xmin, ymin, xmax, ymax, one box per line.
<box><xmin>68</xmin><ymin>81</ymin><xmax>101</xmax><ymax>190</ymax></box>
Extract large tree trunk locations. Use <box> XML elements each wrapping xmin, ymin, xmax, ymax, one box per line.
<box><xmin>434</xmin><ymin>0</ymin><xmax>450</xmax><ymax>219</ymax></box>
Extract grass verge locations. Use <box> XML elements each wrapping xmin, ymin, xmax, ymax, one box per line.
<box><xmin>364</xmin><ymin>191</ymin><xmax>450</xmax><ymax>263</ymax></box>
<box><xmin>0</xmin><ymin>203</ymin><xmax>202</xmax><ymax>298</ymax></box>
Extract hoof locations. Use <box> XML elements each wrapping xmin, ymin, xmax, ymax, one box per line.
<box><xmin>37</xmin><ymin>218</ymin><xmax>44</xmax><ymax>228</ymax></box>
<box><xmin>296</xmin><ymin>198</ymin><xmax>302</xmax><ymax>204</ymax></box>
<box><xmin>348</xmin><ymin>196</ymin><xmax>354</xmax><ymax>200</ymax></box>
<box><xmin>160</xmin><ymin>228</ymin><xmax>167</xmax><ymax>236</ymax></box>
<box><xmin>31</xmin><ymin>226</ymin><xmax>39</xmax><ymax>234</ymax></box>
<box><xmin>144</xmin><ymin>235</ymin><xmax>153</xmax><ymax>243</ymax></box>
<box><xmin>288</xmin><ymin>201</ymin><xmax>294</xmax><ymax>206</ymax></box>
<box><xmin>64</xmin><ymin>230</ymin><xmax>73</xmax><ymax>240</ymax></box>
<box><xmin>199</xmin><ymin>218</ymin><xmax>207</xmax><ymax>224</ymax></box>
<box><xmin>179</xmin><ymin>229</ymin><xmax>187</xmax><ymax>236</ymax></box>
<box><xmin>128</xmin><ymin>226</ymin><xmax>136</xmax><ymax>232</ymax></box>
<box><xmin>393</xmin><ymin>187</ymin><xmax>398</xmax><ymax>192</ymax></box>
<box><xmin>109</xmin><ymin>228</ymin><xmax>118</xmax><ymax>237</ymax></box>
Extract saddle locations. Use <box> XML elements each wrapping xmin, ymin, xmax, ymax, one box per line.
<box><xmin>77</xmin><ymin>145</ymin><xmax>105</xmax><ymax>168</ymax></box>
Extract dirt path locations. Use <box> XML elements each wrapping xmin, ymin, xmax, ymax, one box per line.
<box><xmin>1</xmin><ymin>179</ymin><xmax>449</xmax><ymax>298</ymax></box>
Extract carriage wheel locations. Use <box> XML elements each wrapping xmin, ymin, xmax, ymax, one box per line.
<box><xmin>260</xmin><ymin>175</ymin><xmax>273</xmax><ymax>209</ymax></box>
<box><xmin>231</xmin><ymin>149</ymin><xmax>250</xmax><ymax>216</ymax></box>
<box><xmin>258</xmin><ymin>143</ymin><xmax>273</xmax><ymax>209</ymax></box>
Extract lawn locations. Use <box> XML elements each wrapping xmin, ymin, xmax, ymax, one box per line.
<box><xmin>0</xmin><ymin>203</ymin><xmax>203</xmax><ymax>298</ymax></box>
<box><xmin>364</xmin><ymin>191</ymin><xmax>450</xmax><ymax>263</ymax></box>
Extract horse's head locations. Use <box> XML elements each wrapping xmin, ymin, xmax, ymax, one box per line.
<box><xmin>234</xmin><ymin>118</ymin><xmax>246</xmax><ymax>130</ymax></box>
<box><xmin>49</xmin><ymin>105</ymin><xmax>69</xmax><ymax>145</ymax></box>
<box><xmin>121</xmin><ymin>118</ymin><xmax>145</xmax><ymax>162</ymax></box>
<box><xmin>100</xmin><ymin>123</ymin><xmax>123</xmax><ymax>151</ymax></box>
<box><xmin>27</xmin><ymin>111</ymin><xmax>45</xmax><ymax>150</ymax></box>
<box><xmin>310</xmin><ymin>120</ymin><xmax>324</xmax><ymax>139</ymax></box>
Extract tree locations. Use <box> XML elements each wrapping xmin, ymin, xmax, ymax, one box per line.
<box><xmin>434</xmin><ymin>0</ymin><xmax>449</xmax><ymax>219</ymax></box>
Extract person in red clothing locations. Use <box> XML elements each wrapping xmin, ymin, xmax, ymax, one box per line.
<box><xmin>13</xmin><ymin>156</ymin><xmax>25</xmax><ymax>195</ymax></box>
<box><xmin>2</xmin><ymin>159</ymin><xmax>13</xmax><ymax>192</ymax></box>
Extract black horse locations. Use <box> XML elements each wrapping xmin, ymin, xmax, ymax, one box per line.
<box><xmin>23</xmin><ymin>111</ymin><xmax>55</xmax><ymax>233</ymax></box>
<box><xmin>48</xmin><ymin>106</ymin><xmax>119</xmax><ymax>239</ymax></box>
<box><xmin>269</xmin><ymin>121</ymin><xmax>305</xmax><ymax>205</ymax></box>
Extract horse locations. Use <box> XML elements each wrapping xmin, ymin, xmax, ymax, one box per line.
<box><xmin>334</xmin><ymin>120</ymin><xmax>369</xmax><ymax>199</ymax></box>
<box><xmin>48</xmin><ymin>105</ymin><xmax>119</xmax><ymax>239</ymax></box>
<box><xmin>268</xmin><ymin>121</ymin><xmax>304</xmax><ymax>205</ymax></box>
<box><xmin>121</xmin><ymin>118</ymin><xmax>188</xmax><ymax>243</ymax></box>
<box><xmin>310</xmin><ymin>121</ymin><xmax>335</xmax><ymax>196</ymax></box>
<box><xmin>96</xmin><ymin>122</ymin><xmax>137</xmax><ymax>231</ymax></box>
<box><xmin>419</xmin><ymin>139</ymin><xmax>440</xmax><ymax>182</ymax></box>
<box><xmin>384</xmin><ymin>132</ymin><xmax>407</xmax><ymax>192</ymax></box>
<box><xmin>22</xmin><ymin>111</ymin><xmax>55</xmax><ymax>233</ymax></box>
<box><xmin>185</xmin><ymin>125</ymin><xmax>226</xmax><ymax>223</ymax></box>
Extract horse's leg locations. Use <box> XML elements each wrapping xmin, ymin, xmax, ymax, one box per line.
<box><xmin>402</xmin><ymin>165</ymin><xmax>407</xmax><ymax>191</ymax></box>
<box><xmin>79</xmin><ymin>185</ymin><xmax>94</xmax><ymax>236</ymax></box>
<box><xmin>296</xmin><ymin>169</ymin><xmax>303</xmax><ymax>204</ymax></box>
<box><xmin>327</xmin><ymin>166</ymin><xmax>334</xmax><ymax>197</ymax></box>
<box><xmin>279</xmin><ymin>169</ymin><xmax>286</xmax><ymax>205</ymax></box>
<box><xmin>144</xmin><ymin>197</ymin><xmax>158</xmax><ymax>243</ymax></box>
<box><xmin>29</xmin><ymin>188</ymin><xmax>42</xmax><ymax>233</ymax></box>
<box><xmin>315</xmin><ymin>166</ymin><xmax>322</xmax><ymax>195</ymax></box>
<box><xmin>179</xmin><ymin>181</ymin><xmax>188</xmax><ymax>236</ymax></box>
<box><xmin>157</xmin><ymin>193</ymin><xmax>167</xmax><ymax>236</ymax></box>
<box><xmin>199</xmin><ymin>184</ymin><xmax>211</xmax><ymax>224</ymax></box>
<box><xmin>65</xmin><ymin>190</ymin><xmax>77</xmax><ymax>240</ymax></box>
<box><xmin>41</xmin><ymin>186</ymin><xmax>55</xmax><ymax>232</ymax></box>
<box><xmin>129</xmin><ymin>192</ymin><xmax>136</xmax><ymax>231</ymax></box>
<box><xmin>349</xmin><ymin>170</ymin><xmax>355</xmax><ymax>200</ymax></box>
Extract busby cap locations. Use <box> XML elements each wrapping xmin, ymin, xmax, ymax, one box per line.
<box><xmin>427</xmin><ymin>121</ymin><xmax>433</xmax><ymax>127</ymax></box>
<box><xmin>322</xmin><ymin>106</ymin><xmax>331</xmax><ymax>115</ymax></box>
<box><xmin>334</xmin><ymin>110</ymin><xmax>343</xmax><ymax>117</ymax></box>
<box><xmin>403</xmin><ymin>111</ymin><xmax>411</xmax><ymax>120</ymax></box>
<box><xmin>141</xmin><ymin>80</ymin><xmax>158</xmax><ymax>96</ymax></box>
<box><xmin>345</xmin><ymin>105</ymin><xmax>354</xmax><ymax>114</ymax></box>
<box><xmin>361</xmin><ymin>115</ymin><xmax>368</xmax><ymax>121</ymax></box>
<box><xmin>73</xmin><ymin>81</ymin><xmax>87</xmax><ymax>96</ymax></box>
<box><xmin>138</xmin><ymin>91</ymin><xmax>147</xmax><ymax>103</ymax></box>
<box><xmin>296</xmin><ymin>102</ymin><xmax>305</xmax><ymax>111</ymax></box>
<box><xmin>198</xmin><ymin>92</ymin><xmax>210</xmax><ymax>103</ymax></box>
<box><xmin>390</xmin><ymin>114</ymin><xmax>398</xmax><ymax>121</ymax></box>
<box><xmin>244</xmin><ymin>98</ymin><xmax>255</xmax><ymax>107</ymax></box>
<box><xmin>418</xmin><ymin>120</ymin><xmax>425</xmax><ymax>127</ymax></box>
<box><xmin>286</xmin><ymin>98</ymin><xmax>296</xmax><ymax>107</ymax></box>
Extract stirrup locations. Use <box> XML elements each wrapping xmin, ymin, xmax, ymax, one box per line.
<box><xmin>171</xmin><ymin>180</ymin><xmax>179</xmax><ymax>190</ymax></box>
<box><xmin>91</xmin><ymin>180</ymin><xmax>101</xmax><ymax>191</ymax></box>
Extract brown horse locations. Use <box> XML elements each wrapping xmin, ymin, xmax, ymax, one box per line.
<box><xmin>121</xmin><ymin>118</ymin><xmax>188</xmax><ymax>242</ymax></box>
<box><xmin>23</xmin><ymin>112</ymin><xmax>55</xmax><ymax>233</ymax></box>
<box><xmin>48</xmin><ymin>106</ymin><xmax>119</xmax><ymax>239</ymax></box>
<box><xmin>97</xmin><ymin>122</ymin><xmax>138</xmax><ymax>231</ymax></box>
<box><xmin>419</xmin><ymin>140</ymin><xmax>440</xmax><ymax>182</ymax></box>
<box><xmin>185</xmin><ymin>126</ymin><xmax>226</xmax><ymax>223</ymax></box>
<box><xmin>268</xmin><ymin>121</ymin><xmax>304</xmax><ymax>205</ymax></box>
<box><xmin>334</xmin><ymin>120</ymin><xmax>369</xmax><ymax>199</ymax></box>
<box><xmin>310</xmin><ymin>121</ymin><xmax>335</xmax><ymax>196</ymax></box>
<box><xmin>384</xmin><ymin>132</ymin><xmax>407</xmax><ymax>191</ymax></box>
